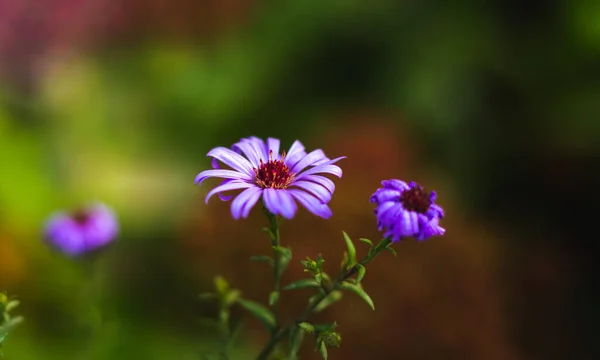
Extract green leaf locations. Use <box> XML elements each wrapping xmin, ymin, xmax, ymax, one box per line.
<box><xmin>384</xmin><ymin>246</ymin><xmax>397</xmax><ymax>257</ymax></box>
<box><xmin>316</xmin><ymin>254</ymin><xmax>325</xmax><ymax>271</ymax></box>
<box><xmin>5</xmin><ymin>300</ymin><xmax>19</xmax><ymax>313</ymax></box>
<box><xmin>298</xmin><ymin>322</ymin><xmax>314</xmax><ymax>333</ymax></box>
<box><xmin>261</xmin><ymin>227</ymin><xmax>275</xmax><ymax>239</ymax></box>
<box><xmin>224</xmin><ymin>289</ymin><xmax>241</xmax><ymax>306</ymax></box>
<box><xmin>268</xmin><ymin>291</ymin><xmax>279</xmax><ymax>306</ymax></box>
<box><xmin>318</xmin><ymin>340</ymin><xmax>328</xmax><ymax>360</ymax></box>
<box><xmin>314</xmin><ymin>291</ymin><xmax>343</xmax><ymax>312</ymax></box>
<box><xmin>342</xmin><ymin>232</ymin><xmax>357</xmax><ymax>267</ymax></box>
<box><xmin>278</xmin><ymin>247</ymin><xmax>292</xmax><ymax>277</ymax></box>
<box><xmin>249</xmin><ymin>255</ymin><xmax>274</xmax><ymax>266</ymax></box>
<box><xmin>0</xmin><ymin>316</ymin><xmax>23</xmax><ymax>338</ymax></box>
<box><xmin>237</xmin><ymin>298</ymin><xmax>276</xmax><ymax>331</ymax></box>
<box><xmin>358</xmin><ymin>238</ymin><xmax>373</xmax><ymax>247</ymax></box>
<box><xmin>340</xmin><ymin>283</ymin><xmax>375</xmax><ymax>310</ymax></box>
<box><xmin>283</xmin><ymin>278</ymin><xmax>320</xmax><ymax>290</ymax></box>
<box><xmin>272</xmin><ymin>246</ymin><xmax>291</xmax><ymax>258</ymax></box>
<box><xmin>226</xmin><ymin>317</ymin><xmax>244</xmax><ymax>350</ymax></box>
<box><xmin>288</xmin><ymin>325</ymin><xmax>305</xmax><ymax>360</ymax></box>
<box><xmin>313</xmin><ymin>322</ymin><xmax>338</xmax><ymax>333</ymax></box>
<box><xmin>214</xmin><ymin>275</ymin><xmax>230</xmax><ymax>295</ymax></box>
<box><xmin>198</xmin><ymin>293</ymin><xmax>218</xmax><ymax>301</ymax></box>
<box><xmin>355</xmin><ymin>264</ymin><xmax>366</xmax><ymax>283</ymax></box>
<box><xmin>315</xmin><ymin>273</ymin><xmax>323</xmax><ymax>285</ymax></box>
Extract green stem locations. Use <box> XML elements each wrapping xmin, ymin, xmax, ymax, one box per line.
<box><xmin>256</xmin><ymin>237</ymin><xmax>392</xmax><ymax>360</ymax></box>
<box><xmin>266</xmin><ymin>211</ymin><xmax>282</xmax><ymax>318</ymax></box>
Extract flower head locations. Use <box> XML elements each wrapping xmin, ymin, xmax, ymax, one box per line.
<box><xmin>43</xmin><ymin>203</ymin><xmax>119</xmax><ymax>256</ymax></box>
<box><xmin>371</xmin><ymin>180</ymin><xmax>445</xmax><ymax>242</ymax></box>
<box><xmin>195</xmin><ymin>136</ymin><xmax>345</xmax><ymax>219</ymax></box>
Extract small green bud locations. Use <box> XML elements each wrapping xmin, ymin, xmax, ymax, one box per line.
<box><xmin>319</xmin><ymin>331</ymin><xmax>342</xmax><ymax>348</ymax></box>
<box><xmin>214</xmin><ymin>275</ymin><xmax>230</xmax><ymax>295</ymax></box>
<box><xmin>301</xmin><ymin>257</ymin><xmax>319</xmax><ymax>273</ymax></box>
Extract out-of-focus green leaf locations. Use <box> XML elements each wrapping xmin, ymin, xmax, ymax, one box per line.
<box><xmin>314</xmin><ymin>291</ymin><xmax>342</xmax><ymax>312</ymax></box>
<box><xmin>298</xmin><ymin>322</ymin><xmax>314</xmax><ymax>333</ymax></box>
<box><xmin>288</xmin><ymin>325</ymin><xmax>305</xmax><ymax>360</ymax></box>
<box><xmin>385</xmin><ymin>246</ymin><xmax>397</xmax><ymax>257</ymax></box>
<box><xmin>358</xmin><ymin>238</ymin><xmax>373</xmax><ymax>248</ymax></box>
<box><xmin>249</xmin><ymin>255</ymin><xmax>274</xmax><ymax>266</ymax></box>
<box><xmin>268</xmin><ymin>291</ymin><xmax>279</xmax><ymax>306</ymax></box>
<box><xmin>237</xmin><ymin>299</ymin><xmax>276</xmax><ymax>331</ymax></box>
<box><xmin>318</xmin><ymin>340</ymin><xmax>328</xmax><ymax>360</ymax></box>
<box><xmin>283</xmin><ymin>278</ymin><xmax>320</xmax><ymax>291</ymax></box>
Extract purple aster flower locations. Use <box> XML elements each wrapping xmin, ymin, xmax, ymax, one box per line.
<box><xmin>194</xmin><ymin>136</ymin><xmax>345</xmax><ymax>219</ymax></box>
<box><xmin>370</xmin><ymin>180</ymin><xmax>445</xmax><ymax>242</ymax></box>
<box><xmin>43</xmin><ymin>203</ymin><xmax>119</xmax><ymax>256</ymax></box>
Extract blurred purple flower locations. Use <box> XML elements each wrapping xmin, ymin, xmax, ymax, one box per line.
<box><xmin>44</xmin><ymin>203</ymin><xmax>119</xmax><ymax>256</ymax></box>
<box><xmin>195</xmin><ymin>136</ymin><xmax>345</xmax><ymax>219</ymax></box>
<box><xmin>371</xmin><ymin>180</ymin><xmax>445</xmax><ymax>242</ymax></box>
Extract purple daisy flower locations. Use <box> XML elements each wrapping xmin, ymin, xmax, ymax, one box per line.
<box><xmin>194</xmin><ymin>136</ymin><xmax>345</xmax><ymax>219</ymax></box>
<box><xmin>43</xmin><ymin>203</ymin><xmax>119</xmax><ymax>256</ymax></box>
<box><xmin>370</xmin><ymin>180</ymin><xmax>445</xmax><ymax>242</ymax></box>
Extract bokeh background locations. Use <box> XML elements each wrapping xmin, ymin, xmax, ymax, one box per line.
<box><xmin>1</xmin><ymin>0</ymin><xmax>599</xmax><ymax>359</ymax></box>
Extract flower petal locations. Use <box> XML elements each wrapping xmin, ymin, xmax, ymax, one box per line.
<box><xmin>205</xmin><ymin>181</ymin><xmax>254</xmax><ymax>203</ymax></box>
<box><xmin>381</xmin><ymin>179</ymin><xmax>409</xmax><ymax>191</ymax></box>
<box><xmin>207</xmin><ymin>147</ymin><xmax>255</xmax><ymax>176</ymax></box>
<box><xmin>267</xmin><ymin>138</ymin><xmax>280</xmax><ymax>159</ymax></box>
<box><xmin>291</xmin><ymin>149</ymin><xmax>328</xmax><ymax>173</ymax></box>
<box><xmin>418</xmin><ymin>217</ymin><xmax>446</xmax><ymax>240</ymax></box>
<box><xmin>287</xmin><ymin>189</ymin><xmax>332</xmax><ymax>219</ymax></box>
<box><xmin>370</xmin><ymin>189</ymin><xmax>402</xmax><ymax>204</ymax></box>
<box><xmin>263</xmin><ymin>188</ymin><xmax>297</xmax><ymax>219</ymax></box>
<box><xmin>194</xmin><ymin>169</ymin><xmax>253</xmax><ymax>185</ymax></box>
<box><xmin>44</xmin><ymin>215</ymin><xmax>86</xmax><ymax>256</ymax></box>
<box><xmin>231</xmin><ymin>187</ymin><xmax>263</xmax><ymax>219</ymax></box>
<box><xmin>285</xmin><ymin>140</ymin><xmax>305</xmax><ymax>160</ymax></box>
<box><xmin>397</xmin><ymin>210</ymin><xmax>419</xmax><ymax>237</ymax></box>
<box><xmin>232</xmin><ymin>139</ymin><xmax>262</xmax><ymax>167</ymax></box>
<box><xmin>295</xmin><ymin>163</ymin><xmax>342</xmax><ymax>180</ymax></box>
<box><xmin>290</xmin><ymin>180</ymin><xmax>332</xmax><ymax>203</ymax></box>
<box><xmin>300</xmin><ymin>174</ymin><xmax>335</xmax><ymax>194</ymax></box>
<box><xmin>248</xmin><ymin>136</ymin><xmax>269</xmax><ymax>161</ymax></box>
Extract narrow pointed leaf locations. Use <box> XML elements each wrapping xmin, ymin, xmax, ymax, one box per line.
<box><xmin>318</xmin><ymin>341</ymin><xmax>328</xmax><ymax>360</ymax></box>
<box><xmin>298</xmin><ymin>322</ymin><xmax>314</xmax><ymax>333</ymax></box>
<box><xmin>288</xmin><ymin>325</ymin><xmax>305</xmax><ymax>359</ymax></box>
<box><xmin>314</xmin><ymin>291</ymin><xmax>343</xmax><ymax>312</ymax></box>
<box><xmin>249</xmin><ymin>255</ymin><xmax>274</xmax><ymax>266</ymax></box>
<box><xmin>237</xmin><ymin>299</ymin><xmax>276</xmax><ymax>331</ymax></box>
<box><xmin>355</xmin><ymin>264</ymin><xmax>366</xmax><ymax>283</ymax></box>
<box><xmin>385</xmin><ymin>246</ymin><xmax>397</xmax><ymax>257</ymax></box>
<box><xmin>341</xmin><ymin>283</ymin><xmax>375</xmax><ymax>310</ymax></box>
<box><xmin>315</xmin><ymin>273</ymin><xmax>323</xmax><ymax>285</ymax></box>
<box><xmin>283</xmin><ymin>278</ymin><xmax>320</xmax><ymax>290</ymax></box>
<box><xmin>224</xmin><ymin>289</ymin><xmax>241</xmax><ymax>306</ymax></box>
<box><xmin>268</xmin><ymin>291</ymin><xmax>279</xmax><ymax>306</ymax></box>
<box><xmin>261</xmin><ymin>227</ymin><xmax>275</xmax><ymax>239</ymax></box>
<box><xmin>198</xmin><ymin>293</ymin><xmax>218</xmax><ymax>301</ymax></box>
<box><xmin>5</xmin><ymin>300</ymin><xmax>19</xmax><ymax>313</ymax></box>
<box><xmin>342</xmin><ymin>232</ymin><xmax>357</xmax><ymax>267</ymax></box>
<box><xmin>358</xmin><ymin>238</ymin><xmax>373</xmax><ymax>247</ymax></box>
<box><xmin>279</xmin><ymin>250</ymin><xmax>292</xmax><ymax>276</ymax></box>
